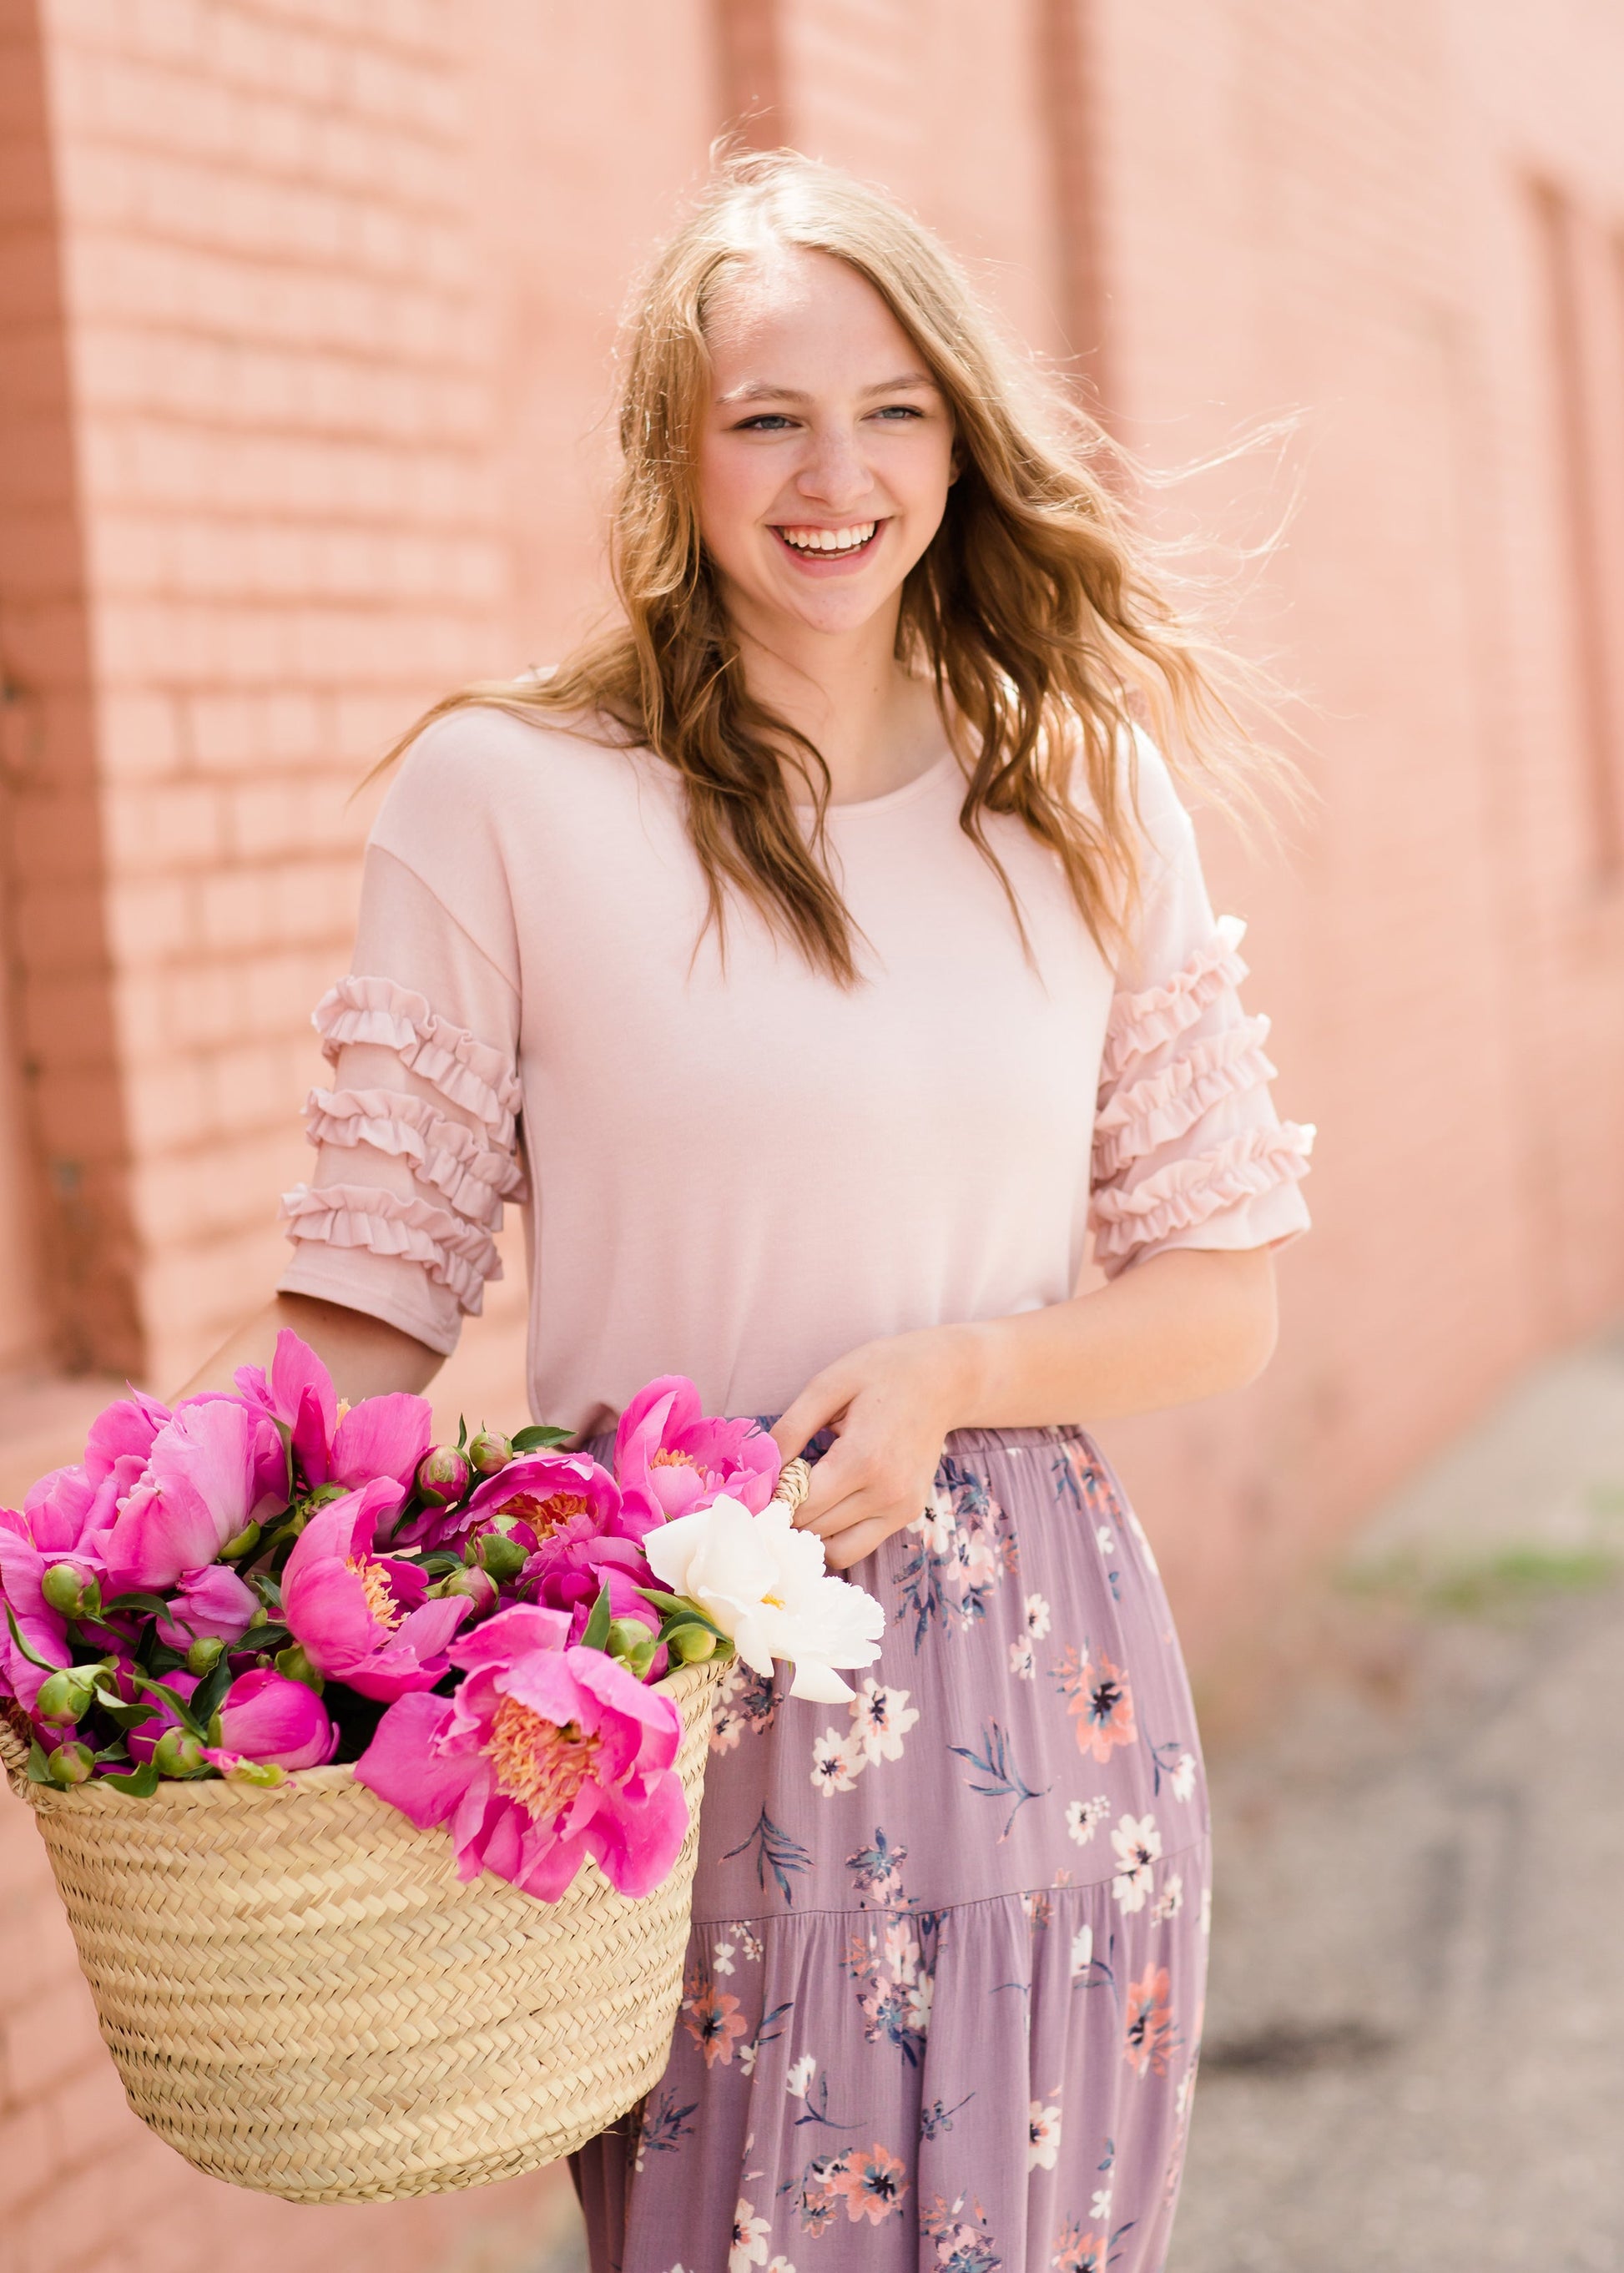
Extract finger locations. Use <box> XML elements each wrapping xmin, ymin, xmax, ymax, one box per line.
<box><xmin>770</xmin><ymin>1368</ymin><xmax>855</xmax><ymax>1467</ymax></box>
<box><xmin>799</xmin><ymin>1441</ymin><xmax>931</xmax><ymax>1545</ymax></box>
<box><xmin>824</xmin><ymin>1515</ymin><xmax>900</xmax><ymax>1572</ymax></box>
<box><xmin>794</xmin><ymin>1428</ymin><xmax>901</xmax><ymax>1532</ymax></box>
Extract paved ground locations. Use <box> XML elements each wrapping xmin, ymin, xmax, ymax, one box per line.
<box><xmin>517</xmin><ymin>1328</ymin><xmax>1624</xmax><ymax>2273</ymax></box>
<box><xmin>1174</xmin><ymin>1324</ymin><xmax>1624</xmax><ymax>2273</ymax></box>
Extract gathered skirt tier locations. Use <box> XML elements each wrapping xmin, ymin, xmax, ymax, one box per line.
<box><xmin>572</xmin><ymin>1425</ymin><xmax>1209</xmax><ymax>2273</ymax></box>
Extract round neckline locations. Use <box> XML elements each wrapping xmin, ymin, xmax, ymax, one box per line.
<box><xmin>793</xmin><ymin>747</ymin><xmax>961</xmax><ymax>818</ymax></box>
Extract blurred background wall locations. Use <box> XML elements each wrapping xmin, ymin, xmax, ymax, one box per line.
<box><xmin>1</xmin><ymin>1</ymin><xmax>1622</xmax><ymax>2267</ymax></box>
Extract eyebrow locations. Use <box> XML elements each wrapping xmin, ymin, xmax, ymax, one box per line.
<box><xmin>718</xmin><ymin>370</ymin><xmax>939</xmax><ymax>405</ymax></box>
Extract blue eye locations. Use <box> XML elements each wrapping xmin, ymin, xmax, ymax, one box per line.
<box><xmin>734</xmin><ymin>414</ymin><xmax>796</xmax><ymax>432</ymax></box>
<box><xmin>873</xmin><ymin>404</ymin><xmax>925</xmax><ymax>421</ymax></box>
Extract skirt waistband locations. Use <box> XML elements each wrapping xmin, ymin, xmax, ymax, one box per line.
<box><xmin>580</xmin><ymin>1419</ymin><xmax>1095</xmax><ymax>1467</ymax></box>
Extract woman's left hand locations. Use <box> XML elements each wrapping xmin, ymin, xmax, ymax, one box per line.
<box><xmin>769</xmin><ymin>1325</ymin><xmax>984</xmax><ymax>1572</ymax></box>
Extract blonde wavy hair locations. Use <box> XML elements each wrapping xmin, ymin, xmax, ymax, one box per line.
<box><xmin>387</xmin><ymin>151</ymin><xmax>1278</xmax><ymax>982</ymax></box>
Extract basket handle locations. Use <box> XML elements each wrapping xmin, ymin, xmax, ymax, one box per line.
<box><xmin>770</xmin><ymin>1455</ymin><xmax>810</xmax><ymax>1514</ymax></box>
<box><xmin>0</xmin><ymin>1701</ymin><xmax>33</xmax><ymax>1797</ymax></box>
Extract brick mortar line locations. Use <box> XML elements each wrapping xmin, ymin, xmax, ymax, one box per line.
<box><xmin>57</xmin><ymin>15</ymin><xmax>469</xmax><ymax>96</ymax></box>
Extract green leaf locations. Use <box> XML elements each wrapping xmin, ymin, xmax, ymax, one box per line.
<box><xmin>99</xmin><ymin>1590</ymin><xmax>177</xmax><ymax>1621</ymax></box>
<box><xmin>418</xmin><ymin>1553</ymin><xmax>463</xmax><ymax>1580</ymax></box>
<box><xmin>124</xmin><ymin>1669</ymin><xmax>209</xmax><ymax>1742</ymax></box>
<box><xmin>455</xmin><ymin>1414</ymin><xmax>468</xmax><ymax>1451</ymax></box>
<box><xmin>251</xmin><ymin>1573</ymin><xmax>283</xmax><ymax>1610</ymax></box>
<box><xmin>657</xmin><ymin>1605</ymin><xmax>730</xmax><ymax>1646</ymax></box>
<box><xmin>89</xmin><ymin>1689</ymin><xmax>159</xmax><ymax>1732</ymax></box>
<box><xmin>510</xmin><ymin>1424</ymin><xmax>572</xmax><ymax>1453</ymax></box>
<box><xmin>637</xmin><ymin>1588</ymin><xmax>729</xmax><ymax>1640</ymax></box>
<box><xmin>4</xmin><ymin>1604</ymin><xmax>65</xmax><ymax>1674</ymax></box>
<box><xmin>92</xmin><ymin>1736</ymin><xmax>130</xmax><ymax>1765</ymax></box>
<box><xmin>25</xmin><ymin>1741</ymin><xmax>53</xmax><ymax>1786</ymax></box>
<box><xmin>580</xmin><ymin>1580</ymin><xmax>614</xmax><ymax>1656</ymax></box>
<box><xmin>190</xmin><ymin>1658</ymin><xmax>235</xmax><ymax>1728</ymax></box>
<box><xmin>102</xmin><ymin>1760</ymin><xmax>160</xmax><ymax>1797</ymax></box>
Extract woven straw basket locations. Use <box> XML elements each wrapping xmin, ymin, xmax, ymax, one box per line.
<box><xmin>0</xmin><ymin>1653</ymin><xmax>724</xmax><ymax>2201</ymax></box>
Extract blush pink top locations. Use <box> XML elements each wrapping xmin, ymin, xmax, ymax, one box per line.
<box><xmin>278</xmin><ymin>708</ymin><xmax>1312</xmax><ymax>1436</ymax></box>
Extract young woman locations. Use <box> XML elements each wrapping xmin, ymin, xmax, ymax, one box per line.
<box><xmin>192</xmin><ymin>154</ymin><xmax>1310</xmax><ymax>2273</ymax></box>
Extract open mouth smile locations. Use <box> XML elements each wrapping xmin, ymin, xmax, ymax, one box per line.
<box><xmin>773</xmin><ymin>520</ymin><xmax>884</xmax><ymax>566</ymax></box>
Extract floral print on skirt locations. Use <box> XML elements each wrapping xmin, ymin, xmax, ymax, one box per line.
<box><xmin>572</xmin><ymin>1425</ymin><xmax>1209</xmax><ymax>2273</ymax></box>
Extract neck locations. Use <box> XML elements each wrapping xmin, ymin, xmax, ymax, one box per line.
<box><xmin>724</xmin><ymin>595</ymin><xmax>946</xmax><ymax>805</ymax></box>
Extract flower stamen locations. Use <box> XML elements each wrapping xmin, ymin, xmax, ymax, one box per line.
<box><xmin>502</xmin><ymin>1490</ymin><xmax>593</xmax><ymax>1539</ymax></box>
<box><xmin>487</xmin><ymin>1694</ymin><xmax>602</xmax><ymax>1821</ymax></box>
<box><xmin>347</xmin><ymin>1555</ymin><xmax>401</xmax><ymax>1630</ymax></box>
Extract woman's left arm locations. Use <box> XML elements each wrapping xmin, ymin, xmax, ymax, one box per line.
<box><xmin>772</xmin><ymin>1246</ymin><xmax>1278</xmax><ymax>1570</ymax></box>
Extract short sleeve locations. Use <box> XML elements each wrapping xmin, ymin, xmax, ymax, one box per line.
<box><xmin>276</xmin><ymin>722</ymin><xmax>526</xmax><ymax>1353</ymax></box>
<box><xmin>1087</xmin><ymin>731</ymin><xmax>1313</xmax><ymax>1278</ymax></box>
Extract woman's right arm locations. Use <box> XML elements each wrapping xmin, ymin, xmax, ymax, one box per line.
<box><xmin>177</xmin><ymin>1293</ymin><xmax>442</xmax><ymax>1404</ymax></box>
<box><xmin>187</xmin><ymin>715</ymin><xmax>530</xmax><ymax>1415</ymax></box>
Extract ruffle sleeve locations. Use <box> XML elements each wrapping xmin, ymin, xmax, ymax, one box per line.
<box><xmin>277</xmin><ymin>832</ymin><xmax>523</xmax><ymax>1353</ymax></box>
<box><xmin>1088</xmin><ymin>738</ymin><xmax>1313</xmax><ymax>1278</ymax></box>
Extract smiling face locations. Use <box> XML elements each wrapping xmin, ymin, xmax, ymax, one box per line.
<box><xmin>695</xmin><ymin>247</ymin><xmax>957</xmax><ymax>648</ymax></box>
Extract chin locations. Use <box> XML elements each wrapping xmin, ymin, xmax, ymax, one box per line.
<box><xmin>769</xmin><ymin>577</ymin><xmax>904</xmax><ymax>636</ymax></box>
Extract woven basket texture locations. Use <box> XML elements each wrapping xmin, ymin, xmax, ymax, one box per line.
<box><xmin>0</xmin><ymin>1657</ymin><xmax>723</xmax><ymax>2203</ymax></box>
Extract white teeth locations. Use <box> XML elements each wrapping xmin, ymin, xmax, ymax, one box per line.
<box><xmin>779</xmin><ymin>522</ymin><xmax>878</xmax><ymax>554</ymax></box>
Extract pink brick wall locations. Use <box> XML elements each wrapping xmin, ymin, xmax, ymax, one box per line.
<box><xmin>0</xmin><ymin>0</ymin><xmax>142</xmax><ymax>1378</ymax></box>
<box><xmin>37</xmin><ymin>0</ymin><xmax>515</xmax><ymax>1394</ymax></box>
<box><xmin>1082</xmin><ymin>0</ymin><xmax>1624</xmax><ymax>1647</ymax></box>
<box><xmin>3</xmin><ymin>3</ymin><xmax>1624</xmax><ymax>2266</ymax></box>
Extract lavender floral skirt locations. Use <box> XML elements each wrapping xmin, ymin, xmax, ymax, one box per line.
<box><xmin>572</xmin><ymin>1426</ymin><xmax>1209</xmax><ymax>2273</ymax></box>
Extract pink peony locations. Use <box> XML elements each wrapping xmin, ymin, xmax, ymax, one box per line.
<box><xmin>0</xmin><ymin>1507</ymin><xmax>73</xmax><ymax>1716</ymax></box>
<box><xmin>235</xmin><ymin>1329</ymin><xmax>431</xmax><ymax>1499</ymax></box>
<box><xmin>525</xmin><ymin>1530</ymin><xmax>663</xmax><ymax>1649</ymax></box>
<box><xmin>613</xmin><ymin>1376</ymin><xmax>779</xmax><ymax>1530</ymax></box>
<box><xmin>355</xmin><ymin>1603</ymin><xmax>688</xmax><ymax>1900</ymax></box>
<box><xmin>401</xmin><ymin>1449</ymin><xmax>629</xmax><ymax>1555</ymax></box>
<box><xmin>83</xmin><ymin>1391</ymin><xmax>171</xmax><ymax>1491</ymax></box>
<box><xmin>154</xmin><ymin>1562</ymin><xmax>259</xmax><ymax>1651</ymax></box>
<box><xmin>102</xmin><ymin>1399</ymin><xmax>288</xmax><ymax>1595</ymax></box>
<box><xmin>204</xmin><ymin>1667</ymin><xmax>336</xmax><ymax>1773</ymax></box>
<box><xmin>281</xmin><ymin>1478</ymin><xmax>470</xmax><ymax>1701</ymax></box>
<box><xmin>8</xmin><ymin>1390</ymin><xmax>172</xmax><ymax>1596</ymax></box>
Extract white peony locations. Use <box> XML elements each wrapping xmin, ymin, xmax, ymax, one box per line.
<box><xmin>644</xmin><ymin>1493</ymin><xmax>885</xmax><ymax>1703</ymax></box>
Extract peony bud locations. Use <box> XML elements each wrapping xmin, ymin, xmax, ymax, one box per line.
<box><xmin>273</xmin><ymin>1643</ymin><xmax>324</xmax><ymax>1694</ymax></box>
<box><xmin>666</xmin><ymin>1622</ymin><xmax>719</xmax><ymax>1666</ymax></box>
<box><xmin>606</xmin><ymin>1618</ymin><xmax>659</xmax><ymax>1678</ymax></box>
<box><xmin>222</xmin><ymin>1757</ymin><xmax>285</xmax><ymax>1787</ymax></box>
<box><xmin>184</xmin><ymin>1635</ymin><xmax>226</xmax><ymax>1676</ymax></box>
<box><xmin>153</xmin><ymin>1727</ymin><xmax>208</xmax><ymax>1779</ymax></box>
<box><xmin>47</xmin><ymin>1741</ymin><xmax>96</xmax><ymax>1787</ymax></box>
<box><xmin>475</xmin><ymin>1530</ymin><xmax>528</xmax><ymax>1585</ymax></box>
<box><xmin>40</xmin><ymin>1563</ymin><xmax>99</xmax><ymax>1620</ymax></box>
<box><xmin>416</xmin><ymin>1446</ymin><xmax>471</xmax><ymax>1507</ymax></box>
<box><xmin>436</xmin><ymin>1564</ymin><xmax>497</xmax><ymax>1614</ymax></box>
<box><xmin>467</xmin><ymin>1429</ymin><xmax>512</xmax><ymax>1477</ymax></box>
<box><xmin>219</xmin><ymin>1520</ymin><xmax>262</xmax><ymax>1561</ymax></box>
<box><xmin>34</xmin><ymin>1667</ymin><xmax>98</xmax><ymax>1725</ymax></box>
<box><xmin>210</xmin><ymin>1666</ymin><xmax>335</xmax><ymax>1771</ymax></box>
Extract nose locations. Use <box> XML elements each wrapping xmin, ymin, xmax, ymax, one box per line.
<box><xmin>794</xmin><ymin>419</ymin><xmax>874</xmax><ymax>514</ymax></box>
